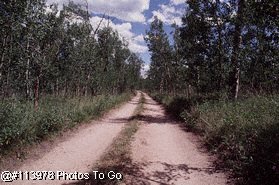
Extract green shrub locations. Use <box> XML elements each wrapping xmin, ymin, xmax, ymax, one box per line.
<box><xmin>36</xmin><ymin>109</ymin><xmax>64</xmax><ymax>139</ymax></box>
<box><xmin>151</xmin><ymin>93</ymin><xmax>279</xmax><ymax>185</ymax></box>
<box><xmin>0</xmin><ymin>101</ymin><xmax>31</xmax><ymax>150</ymax></box>
<box><xmin>151</xmin><ymin>94</ymin><xmax>193</xmax><ymax>120</ymax></box>
<box><xmin>0</xmin><ymin>93</ymin><xmax>131</xmax><ymax>154</ymax></box>
<box><xmin>197</xmin><ymin>96</ymin><xmax>279</xmax><ymax>185</ymax></box>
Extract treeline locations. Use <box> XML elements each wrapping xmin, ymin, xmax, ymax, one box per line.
<box><xmin>145</xmin><ymin>1</ymin><xmax>279</xmax><ymax>184</ymax></box>
<box><xmin>145</xmin><ymin>0</ymin><xmax>278</xmax><ymax>98</ymax></box>
<box><xmin>0</xmin><ymin>1</ymin><xmax>142</xmax><ymax>153</ymax></box>
<box><xmin>0</xmin><ymin>1</ymin><xmax>142</xmax><ymax>107</ymax></box>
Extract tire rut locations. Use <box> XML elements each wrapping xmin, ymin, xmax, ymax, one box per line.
<box><xmin>127</xmin><ymin>93</ymin><xmax>228</xmax><ymax>185</ymax></box>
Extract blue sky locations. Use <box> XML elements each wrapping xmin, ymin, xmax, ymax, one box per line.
<box><xmin>46</xmin><ymin>0</ymin><xmax>186</xmax><ymax>72</ymax></box>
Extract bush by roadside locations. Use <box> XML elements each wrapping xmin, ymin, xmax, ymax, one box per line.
<box><xmin>151</xmin><ymin>93</ymin><xmax>279</xmax><ymax>185</ymax></box>
<box><xmin>0</xmin><ymin>93</ymin><xmax>131</xmax><ymax>155</ymax></box>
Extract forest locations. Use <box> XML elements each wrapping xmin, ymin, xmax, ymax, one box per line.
<box><xmin>0</xmin><ymin>1</ymin><xmax>142</xmax><ymax>155</ymax></box>
<box><xmin>0</xmin><ymin>1</ymin><xmax>142</xmax><ymax>101</ymax></box>
<box><xmin>144</xmin><ymin>0</ymin><xmax>278</xmax><ymax>97</ymax></box>
<box><xmin>144</xmin><ymin>1</ymin><xmax>278</xmax><ymax>184</ymax></box>
<box><xmin>0</xmin><ymin>0</ymin><xmax>278</xmax><ymax>185</ymax></box>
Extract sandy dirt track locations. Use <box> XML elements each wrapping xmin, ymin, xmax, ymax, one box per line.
<box><xmin>2</xmin><ymin>92</ymin><xmax>140</xmax><ymax>185</ymax></box>
<box><xmin>127</xmin><ymin>93</ymin><xmax>228</xmax><ymax>185</ymax></box>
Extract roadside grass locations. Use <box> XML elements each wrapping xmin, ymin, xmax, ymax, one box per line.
<box><xmin>0</xmin><ymin>93</ymin><xmax>131</xmax><ymax>156</ymax></box>
<box><xmin>150</xmin><ymin>93</ymin><xmax>279</xmax><ymax>185</ymax></box>
<box><xmin>77</xmin><ymin>92</ymin><xmax>145</xmax><ymax>185</ymax></box>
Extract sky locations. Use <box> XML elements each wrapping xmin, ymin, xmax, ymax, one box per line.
<box><xmin>46</xmin><ymin>0</ymin><xmax>187</xmax><ymax>73</ymax></box>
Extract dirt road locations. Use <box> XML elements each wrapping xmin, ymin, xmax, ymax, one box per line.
<box><xmin>3</xmin><ymin>92</ymin><xmax>140</xmax><ymax>185</ymax></box>
<box><xmin>127</xmin><ymin>93</ymin><xmax>228</xmax><ymax>185</ymax></box>
<box><xmin>1</xmin><ymin>92</ymin><xmax>228</xmax><ymax>185</ymax></box>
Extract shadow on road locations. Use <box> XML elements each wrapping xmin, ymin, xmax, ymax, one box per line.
<box><xmin>63</xmin><ymin>160</ymin><xmax>217</xmax><ymax>185</ymax></box>
<box><xmin>109</xmin><ymin>113</ymin><xmax>174</xmax><ymax>125</ymax></box>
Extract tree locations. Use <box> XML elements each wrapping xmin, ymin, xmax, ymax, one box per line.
<box><xmin>0</xmin><ymin>0</ymin><xmax>143</xmax><ymax>105</ymax></box>
<box><xmin>180</xmin><ymin>0</ymin><xmax>212</xmax><ymax>94</ymax></box>
<box><xmin>229</xmin><ymin>0</ymin><xmax>245</xmax><ymax>100</ymax></box>
<box><xmin>145</xmin><ymin>16</ymin><xmax>173</xmax><ymax>93</ymax></box>
<box><xmin>146</xmin><ymin>0</ymin><xmax>278</xmax><ymax>97</ymax></box>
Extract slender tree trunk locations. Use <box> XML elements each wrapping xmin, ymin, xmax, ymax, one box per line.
<box><xmin>26</xmin><ymin>38</ymin><xmax>31</xmax><ymax>99</ymax></box>
<box><xmin>253</xmin><ymin>26</ymin><xmax>265</xmax><ymax>92</ymax></box>
<box><xmin>166</xmin><ymin>64</ymin><xmax>173</xmax><ymax>94</ymax></box>
<box><xmin>160</xmin><ymin>78</ymin><xmax>164</xmax><ymax>94</ymax></box>
<box><xmin>26</xmin><ymin>59</ymin><xmax>30</xmax><ymax>99</ymax></box>
<box><xmin>56</xmin><ymin>78</ymin><xmax>59</xmax><ymax>96</ymax></box>
<box><xmin>6</xmin><ymin>35</ymin><xmax>13</xmax><ymax>97</ymax></box>
<box><xmin>0</xmin><ymin>36</ymin><xmax>7</xmax><ymax>83</ymax></box>
<box><xmin>34</xmin><ymin>58</ymin><xmax>43</xmax><ymax>111</ymax></box>
<box><xmin>187</xmin><ymin>84</ymin><xmax>191</xmax><ymax>98</ymax></box>
<box><xmin>217</xmin><ymin>27</ymin><xmax>223</xmax><ymax>91</ymax></box>
<box><xmin>197</xmin><ymin>66</ymin><xmax>200</xmax><ymax>95</ymax></box>
<box><xmin>5</xmin><ymin>68</ymin><xmax>10</xmax><ymax>97</ymax></box>
<box><xmin>34</xmin><ymin>76</ymin><xmax>39</xmax><ymax>111</ymax></box>
<box><xmin>85</xmin><ymin>74</ymin><xmax>90</xmax><ymax>97</ymax></box>
<box><xmin>76</xmin><ymin>80</ymin><xmax>80</xmax><ymax>96</ymax></box>
<box><xmin>64</xmin><ymin>80</ymin><xmax>68</xmax><ymax>97</ymax></box>
<box><xmin>230</xmin><ymin>0</ymin><xmax>244</xmax><ymax>100</ymax></box>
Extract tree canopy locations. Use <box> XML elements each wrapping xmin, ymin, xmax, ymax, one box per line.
<box><xmin>0</xmin><ymin>0</ymin><xmax>143</xmax><ymax>108</ymax></box>
<box><xmin>145</xmin><ymin>0</ymin><xmax>278</xmax><ymax>98</ymax></box>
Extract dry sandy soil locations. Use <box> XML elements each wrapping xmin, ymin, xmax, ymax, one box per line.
<box><xmin>126</xmin><ymin>93</ymin><xmax>228</xmax><ymax>185</ymax></box>
<box><xmin>1</xmin><ymin>92</ymin><xmax>141</xmax><ymax>185</ymax></box>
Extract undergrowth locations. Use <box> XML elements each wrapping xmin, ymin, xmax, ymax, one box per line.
<box><xmin>0</xmin><ymin>93</ymin><xmax>131</xmax><ymax>155</ymax></box>
<box><xmin>151</xmin><ymin>93</ymin><xmax>279</xmax><ymax>185</ymax></box>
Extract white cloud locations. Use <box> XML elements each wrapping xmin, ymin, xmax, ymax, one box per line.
<box><xmin>141</xmin><ymin>63</ymin><xmax>150</xmax><ymax>78</ymax></box>
<box><xmin>133</xmin><ymin>34</ymin><xmax>145</xmax><ymax>43</ymax></box>
<box><xmin>90</xmin><ymin>16</ymin><xmax>147</xmax><ymax>54</ymax></box>
<box><xmin>148</xmin><ymin>4</ymin><xmax>184</xmax><ymax>26</ymax></box>
<box><xmin>171</xmin><ymin>0</ymin><xmax>185</xmax><ymax>5</ymax></box>
<box><xmin>129</xmin><ymin>34</ymin><xmax>148</xmax><ymax>53</ymax></box>
<box><xmin>113</xmin><ymin>23</ymin><xmax>134</xmax><ymax>39</ymax></box>
<box><xmin>47</xmin><ymin>0</ymin><xmax>149</xmax><ymax>23</ymax></box>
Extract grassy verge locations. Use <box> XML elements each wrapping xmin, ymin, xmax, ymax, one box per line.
<box><xmin>0</xmin><ymin>93</ymin><xmax>132</xmax><ymax>156</ymax></box>
<box><xmin>78</xmin><ymin>92</ymin><xmax>145</xmax><ymax>185</ymax></box>
<box><xmin>151</xmin><ymin>93</ymin><xmax>279</xmax><ymax>185</ymax></box>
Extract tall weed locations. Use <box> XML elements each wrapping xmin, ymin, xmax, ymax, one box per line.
<box><xmin>0</xmin><ymin>93</ymin><xmax>131</xmax><ymax>153</ymax></box>
<box><xmin>197</xmin><ymin>96</ymin><xmax>279</xmax><ymax>185</ymax></box>
<box><xmin>151</xmin><ymin>93</ymin><xmax>279</xmax><ymax>185</ymax></box>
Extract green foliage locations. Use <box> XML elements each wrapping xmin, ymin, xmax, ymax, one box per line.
<box><xmin>145</xmin><ymin>0</ymin><xmax>278</xmax><ymax>184</ymax></box>
<box><xmin>145</xmin><ymin>0</ymin><xmax>278</xmax><ymax>97</ymax></box>
<box><xmin>0</xmin><ymin>0</ymin><xmax>141</xmax><ymax>153</ymax></box>
<box><xmin>152</xmin><ymin>93</ymin><xmax>279</xmax><ymax>185</ymax></box>
<box><xmin>0</xmin><ymin>93</ymin><xmax>131</xmax><ymax>153</ymax></box>
<box><xmin>152</xmin><ymin>94</ymin><xmax>191</xmax><ymax>119</ymax></box>
<box><xmin>36</xmin><ymin>109</ymin><xmax>64</xmax><ymax>139</ymax></box>
<box><xmin>151</xmin><ymin>93</ymin><xmax>220</xmax><ymax>120</ymax></box>
<box><xmin>145</xmin><ymin>17</ymin><xmax>174</xmax><ymax>93</ymax></box>
<box><xmin>196</xmin><ymin>96</ymin><xmax>279</xmax><ymax>185</ymax></box>
<box><xmin>0</xmin><ymin>1</ymin><xmax>143</xmax><ymax>99</ymax></box>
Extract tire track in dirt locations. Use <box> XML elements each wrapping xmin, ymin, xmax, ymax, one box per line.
<box><xmin>3</xmin><ymin>92</ymin><xmax>140</xmax><ymax>185</ymax></box>
<box><xmin>127</xmin><ymin>93</ymin><xmax>228</xmax><ymax>185</ymax></box>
